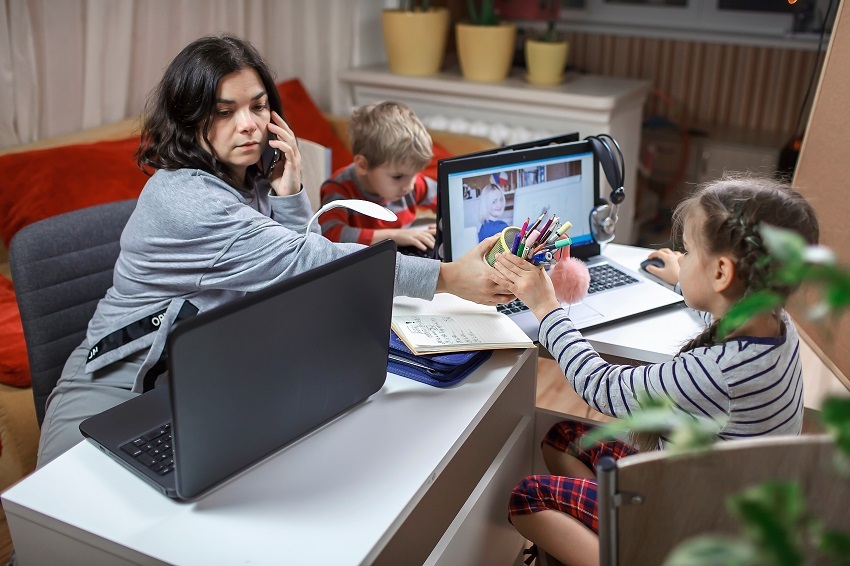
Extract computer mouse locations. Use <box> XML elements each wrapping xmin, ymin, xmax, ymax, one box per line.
<box><xmin>640</xmin><ymin>257</ymin><xmax>665</xmax><ymax>272</ymax></box>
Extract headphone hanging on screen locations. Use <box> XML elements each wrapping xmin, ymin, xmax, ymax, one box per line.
<box><xmin>585</xmin><ymin>134</ymin><xmax>626</xmax><ymax>244</ymax></box>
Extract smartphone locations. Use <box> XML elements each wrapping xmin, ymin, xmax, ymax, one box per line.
<box><xmin>261</xmin><ymin>134</ymin><xmax>281</xmax><ymax>178</ymax></box>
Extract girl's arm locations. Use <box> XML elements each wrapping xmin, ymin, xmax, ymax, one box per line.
<box><xmin>540</xmin><ymin>309</ymin><xmax>730</xmax><ymax>423</ymax></box>
<box><xmin>491</xmin><ymin>251</ymin><xmax>729</xmax><ymax>422</ymax></box>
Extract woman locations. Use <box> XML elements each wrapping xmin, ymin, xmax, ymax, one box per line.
<box><xmin>37</xmin><ymin>34</ymin><xmax>510</xmax><ymax>467</ymax></box>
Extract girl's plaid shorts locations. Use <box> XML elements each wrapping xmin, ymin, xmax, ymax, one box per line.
<box><xmin>508</xmin><ymin>419</ymin><xmax>638</xmax><ymax>533</ymax></box>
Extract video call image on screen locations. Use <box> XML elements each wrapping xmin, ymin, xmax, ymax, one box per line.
<box><xmin>445</xmin><ymin>151</ymin><xmax>596</xmax><ymax>258</ymax></box>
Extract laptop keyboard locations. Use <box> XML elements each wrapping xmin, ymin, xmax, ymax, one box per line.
<box><xmin>496</xmin><ymin>263</ymin><xmax>639</xmax><ymax>315</ymax></box>
<box><xmin>120</xmin><ymin>422</ymin><xmax>174</xmax><ymax>476</ymax></box>
<box><xmin>586</xmin><ymin>264</ymin><xmax>639</xmax><ymax>294</ymax></box>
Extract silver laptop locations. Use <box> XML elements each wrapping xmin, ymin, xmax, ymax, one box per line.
<box><xmin>436</xmin><ymin>140</ymin><xmax>683</xmax><ymax>341</ymax></box>
<box><xmin>80</xmin><ymin>241</ymin><xmax>396</xmax><ymax>500</ymax></box>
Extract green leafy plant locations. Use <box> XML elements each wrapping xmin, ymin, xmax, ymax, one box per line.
<box><xmin>718</xmin><ymin>223</ymin><xmax>850</xmax><ymax>341</ymax></box>
<box><xmin>583</xmin><ymin>233</ymin><xmax>850</xmax><ymax>565</ymax></box>
<box><xmin>467</xmin><ymin>0</ymin><xmax>500</xmax><ymax>25</ymax></box>
<box><xmin>538</xmin><ymin>0</ymin><xmax>562</xmax><ymax>43</ymax></box>
<box><xmin>400</xmin><ymin>0</ymin><xmax>432</xmax><ymax>11</ymax></box>
<box><xmin>580</xmin><ymin>394</ymin><xmax>721</xmax><ymax>455</ymax></box>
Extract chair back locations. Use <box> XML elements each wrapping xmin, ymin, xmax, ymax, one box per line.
<box><xmin>598</xmin><ymin>434</ymin><xmax>850</xmax><ymax>565</ymax></box>
<box><xmin>298</xmin><ymin>138</ymin><xmax>331</xmax><ymax>212</ymax></box>
<box><xmin>9</xmin><ymin>199</ymin><xmax>137</xmax><ymax>427</ymax></box>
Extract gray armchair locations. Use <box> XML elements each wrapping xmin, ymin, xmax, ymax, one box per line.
<box><xmin>9</xmin><ymin>199</ymin><xmax>136</xmax><ymax>427</ymax></box>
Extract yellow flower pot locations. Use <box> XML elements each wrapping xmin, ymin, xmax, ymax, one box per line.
<box><xmin>455</xmin><ymin>22</ymin><xmax>517</xmax><ymax>83</ymax></box>
<box><xmin>382</xmin><ymin>8</ymin><xmax>450</xmax><ymax>76</ymax></box>
<box><xmin>525</xmin><ymin>39</ymin><xmax>569</xmax><ymax>86</ymax></box>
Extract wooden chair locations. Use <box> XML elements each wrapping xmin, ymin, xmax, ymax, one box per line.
<box><xmin>530</xmin><ymin>407</ymin><xmax>850</xmax><ymax>566</ymax></box>
<box><xmin>595</xmin><ymin>433</ymin><xmax>850</xmax><ymax>565</ymax></box>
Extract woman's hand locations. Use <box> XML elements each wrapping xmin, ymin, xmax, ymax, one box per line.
<box><xmin>267</xmin><ymin>111</ymin><xmax>302</xmax><ymax>196</ymax></box>
<box><xmin>646</xmin><ymin>248</ymin><xmax>681</xmax><ymax>286</ymax></box>
<box><xmin>375</xmin><ymin>226</ymin><xmax>437</xmax><ymax>250</ymax></box>
<box><xmin>491</xmin><ymin>252</ymin><xmax>561</xmax><ymax>321</ymax></box>
<box><xmin>436</xmin><ymin>235</ymin><xmax>515</xmax><ymax>306</ymax></box>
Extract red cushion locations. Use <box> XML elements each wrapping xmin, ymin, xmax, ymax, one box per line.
<box><xmin>0</xmin><ymin>137</ymin><xmax>146</xmax><ymax>248</ymax></box>
<box><xmin>276</xmin><ymin>79</ymin><xmax>354</xmax><ymax>173</ymax></box>
<box><xmin>0</xmin><ymin>276</ymin><xmax>29</xmax><ymax>387</ymax></box>
<box><xmin>423</xmin><ymin>140</ymin><xmax>453</xmax><ymax>182</ymax></box>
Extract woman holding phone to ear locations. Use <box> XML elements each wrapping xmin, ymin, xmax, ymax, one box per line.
<box><xmin>37</xmin><ymin>34</ymin><xmax>511</xmax><ymax>468</ymax></box>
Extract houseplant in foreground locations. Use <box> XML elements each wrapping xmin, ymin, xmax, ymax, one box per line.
<box><xmin>586</xmin><ymin>226</ymin><xmax>850</xmax><ymax>565</ymax></box>
<box><xmin>382</xmin><ymin>0</ymin><xmax>450</xmax><ymax>76</ymax></box>
<box><xmin>456</xmin><ymin>0</ymin><xmax>516</xmax><ymax>82</ymax></box>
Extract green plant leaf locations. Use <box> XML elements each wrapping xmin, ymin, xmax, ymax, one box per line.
<box><xmin>821</xmin><ymin>397</ymin><xmax>850</xmax><ymax>457</ymax></box>
<box><xmin>717</xmin><ymin>291</ymin><xmax>783</xmax><ymax>340</ymax></box>
<box><xmin>579</xmin><ymin>395</ymin><xmax>720</xmax><ymax>452</ymax></box>
<box><xmin>663</xmin><ymin>536</ymin><xmax>763</xmax><ymax>566</ymax></box>
<box><xmin>819</xmin><ymin>531</ymin><xmax>850</xmax><ymax>565</ymax></box>
<box><xmin>727</xmin><ymin>482</ymin><xmax>806</xmax><ymax>566</ymax></box>
<box><xmin>759</xmin><ymin>224</ymin><xmax>808</xmax><ymax>265</ymax></box>
<box><xmin>467</xmin><ymin>0</ymin><xmax>500</xmax><ymax>25</ymax></box>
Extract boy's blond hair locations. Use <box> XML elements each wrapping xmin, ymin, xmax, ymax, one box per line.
<box><xmin>349</xmin><ymin>101</ymin><xmax>433</xmax><ymax>170</ymax></box>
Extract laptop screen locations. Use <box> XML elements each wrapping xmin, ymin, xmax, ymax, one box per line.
<box><xmin>437</xmin><ymin>141</ymin><xmax>600</xmax><ymax>262</ymax></box>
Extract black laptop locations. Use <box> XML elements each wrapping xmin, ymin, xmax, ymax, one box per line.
<box><xmin>80</xmin><ymin>240</ymin><xmax>397</xmax><ymax>500</ymax></box>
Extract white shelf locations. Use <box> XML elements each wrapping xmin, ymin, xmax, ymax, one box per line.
<box><xmin>339</xmin><ymin>65</ymin><xmax>651</xmax><ymax>244</ymax></box>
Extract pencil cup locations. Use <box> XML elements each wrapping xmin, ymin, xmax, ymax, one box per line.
<box><xmin>485</xmin><ymin>226</ymin><xmax>520</xmax><ymax>267</ymax></box>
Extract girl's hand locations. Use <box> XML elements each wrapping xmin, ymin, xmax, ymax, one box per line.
<box><xmin>267</xmin><ymin>111</ymin><xmax>302</xmax><ymax>196</ymax></box>
<box><xmin>491</xmin><ymin>252</ymin><xmax>561</xmax><ymax>321</ymax></box>
<box><xmin>646</xmin><ymin>248</ymin><xmax>682</xmax><ymax>286</ymax></box>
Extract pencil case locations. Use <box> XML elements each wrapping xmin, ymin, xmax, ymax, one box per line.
<box><xmin>387</xmin><ymin>331</ymin><xmax>493</xmax><ymax>388</ymax></box>
<box><xmin>485</xmin><ymin>226</ymin><xmax>520</xmax><ymax>266</ymax></box>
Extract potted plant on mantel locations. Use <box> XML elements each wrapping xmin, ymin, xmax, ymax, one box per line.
<box><xmin>524</xmin><ymin>1</ymin><xmax>569</xmax><ymax>85</ymax></box>
<box><xmin>456</xmin><ymin>0</ymin><xmax>516</xmax><ymax>83</ymax></box>
<box><xmin>382</xmin><ymin>1</ymin><xmax>450</xmax><ymax>76</ymax></box>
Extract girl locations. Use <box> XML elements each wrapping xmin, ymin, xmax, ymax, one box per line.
<box><xmin>37</xmin><ymin>34</ymin><xmax>511</xmax><ymax>468</ymax></box>
<box><xmin>490</xmin><ymin>176</ymin><xmax>819</xmax><ymax>566</ymax></box>
<box><xmin>478</xmin><ymin>183</ymin><xmax>510</xmax><ymax>241</ymax></box>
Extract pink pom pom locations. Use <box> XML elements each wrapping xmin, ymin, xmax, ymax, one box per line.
<box><xmin>550</xmin><ymin>257</ymin><xmax>590</xmax><ymax>304</ymax></box>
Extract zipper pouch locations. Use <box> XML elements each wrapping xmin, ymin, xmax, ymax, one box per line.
<box><xmin>387</xmin><ymin>331</ymin><xmax>493</xmax><ymax>387</ymax></box>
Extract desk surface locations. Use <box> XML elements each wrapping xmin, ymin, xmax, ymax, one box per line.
<box><xmin>3</xmin><ymin>348</ymin><xmax>536</xmax><ymax>565</ymax></box>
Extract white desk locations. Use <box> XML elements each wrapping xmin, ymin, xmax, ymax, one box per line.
<box><xmin>2</xmin><ymin>245</ymin><xmax>703</xmax><ymax>565</ymax></box>
<box><xmin>3</xmin><ymin>349</ymin><xmax>539</xmax><ymax>565</ymax></box>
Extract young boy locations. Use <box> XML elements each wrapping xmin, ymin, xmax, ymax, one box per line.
<box><xmin>319</xmin><ymin>101</ymin><xmax>438</xmax><ymax>254</ymax></box>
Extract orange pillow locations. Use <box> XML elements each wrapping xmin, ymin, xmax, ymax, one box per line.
<box><xmin>276</xmin><ymin>79</ymin><xmax>354</xmax><ymax>173</ymax></box>
<box><xmin>0</xmin><ymin>276</ymin><xmax>29</xmax><ymax>387</ymax></box>
<box><xmin>0</xmin><ymin>137</ymin><xmax>146</xmax><ymax>248</ymax></box>
<box><xmin>423</xmin><ymin>139</ymin><xmax>453</xmax><ymax>182</ymax></box>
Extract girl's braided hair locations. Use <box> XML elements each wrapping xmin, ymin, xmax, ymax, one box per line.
<box><xmin>673</xmin><ymin>174</ymin><xmax>819</xmax><ymax>353</ymax></box>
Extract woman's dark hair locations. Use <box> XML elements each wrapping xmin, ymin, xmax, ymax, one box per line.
<box><xmin>136</xmin><ymin>34</ymin><xmax>283</xmax><ymax>188</ymax></box>
<box><xmin>673</xmin><ymin>174</ymin><xmax>820</xmax><ymax>353</ymax></box>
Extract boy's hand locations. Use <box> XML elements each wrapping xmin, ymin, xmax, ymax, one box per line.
<box><xmin>375</xmin><ymin>226</ymin><xmax>437</xmax><ymax>250</ymax></box>
<box><xmin>646</xmin><ymin>248</ymin><xmax>681</xmax><ymax>286</ymax></box>
<box><xmin>436</xmin><ymin>235</ymin><xmax>515</xmax><ymax>306</ymax></box>
<box><xmin>491</xmin><ymin>252</ymin><xmax>561</xmax><ymax>321</ymax></box>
